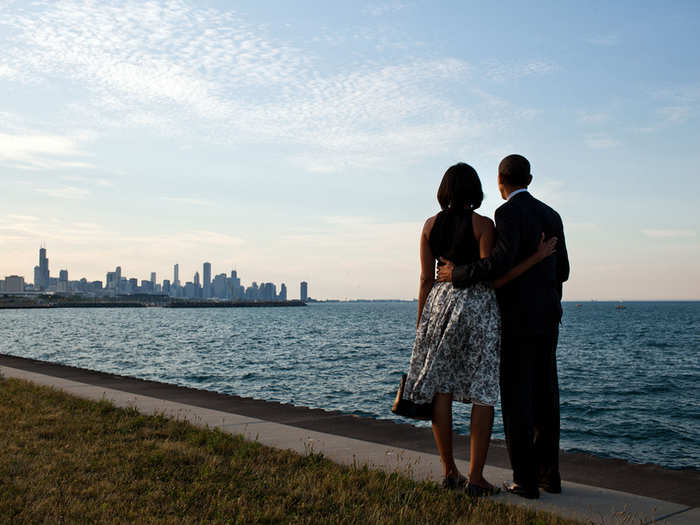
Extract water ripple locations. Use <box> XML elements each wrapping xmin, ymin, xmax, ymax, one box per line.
<box><xmin>1</xmin><ymin>301</ymin><xmax>698</xmax><ymax>470</ymax></box>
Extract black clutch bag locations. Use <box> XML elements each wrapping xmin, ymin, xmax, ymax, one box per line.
<box><xmin>391</xmin><ymin>374</ymin><xmax>433</xmax><ymax>420</ymax></box>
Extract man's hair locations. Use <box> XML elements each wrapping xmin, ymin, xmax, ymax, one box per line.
<box><xmin>437</xmin><ymin>162</ymin><xmax>483</xmax><ymax>212</ymax></box>
<box><xmin>498</xmin><ymin>154</ymin><xmax>531</xmax><ymax>187</ymax></box>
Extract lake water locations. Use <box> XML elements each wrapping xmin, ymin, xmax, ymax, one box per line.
<box><xmin>1</xmin><ymin>301</ymin><xmax>698</xmax><ymax>470</ymax></box>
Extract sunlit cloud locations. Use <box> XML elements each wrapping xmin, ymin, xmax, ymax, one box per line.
<box><xmin>0</xmin><ymin>132</ymin><xmax>93</xmax><ymax>170</ymax></box>
<box><xmin>0</xmin><ymin>0</ymin><xmax>546</xmax><ymax>171</ymax></box>
<box><xmin>7</xmin><ymin>214</ymin><xmax>40</xmax><ymax>222</ymax></box>
<box><xmin>61</xmin><ymin>175</ymin><xmax>113</xmax><ymax>187</ymax></box>
<box><xmin>35</xmin><ymin>186</ymin><xmax>90</xmax><ymax>199</ymax></box>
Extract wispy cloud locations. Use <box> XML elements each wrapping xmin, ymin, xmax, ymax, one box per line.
<box><xmin>0</xmin><ymin>63</ymin><xmax>17</xmax><ymax>80</ymax></box>
<box><xmin>161</xmin><ymin>196</ymin><xmax>217</xmax><ymax>207</ymax></box>
<box><xmin>61</xmin><ymin>175</ymin><xmax>113</xmax><ymax>187</ymax></box>
<box><xmin>0</xmin><ymin>1</ymin><xmax>545</xmax><ymax>171</ymax></box>
<box><xmin>483</xmin><ymin>59</ymin><xmax>556</xmax><ymax>82</ymax></box>
<box><xmin>654</xmin><ymin>84</ymin><xmax>700</xmax><ymax>125</ymax></box>
<box><xmin>584</xmin><ymin>133</ymin><xmax>619</xmax><ymax>150</ymax></box>
<box><xmin>587</xmin><ymin>34</ymin><xmax>618</xmax><ymax>47</ymax></box>
<box><xmin>0</xmin><ymin>214</ymin><xmax>243</xmax><ymax>248</ymax></box>
<box><xmin>7</xmin><ymin>214</ymin><xmax>40</xmax><ymax>222</ymax></box>
<box><xmin>641</xmin><ymin>229</ymin><xmax>696</xmax><ymax>239</ymax></box>
<box><xmin>0</xmin><ymin>132</ymin><xmax>93</xmax><ymax>170</ymax></box>
<box><xmin>35</xmin><ymin>186</ymin><xmax>90</xmax><ymax>199</ymax></box>
<box><xmin>658</xmin><ymin>105</ymin><xmax>693</xmax><ymax>124</ymax></box>
<box><xmin>578</xmin><ymin>111</ymin><xmax>610</xmax><ymax>124</ymax></box>
<box><xmin>363</xmin><ymin>1</ymin><xmax>409</xmax><ymax>17</ymax></box>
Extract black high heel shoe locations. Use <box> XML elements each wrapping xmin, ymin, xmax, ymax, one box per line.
<box><xmin>441</xmin><ymin>473</ymin><xmax>468</xmax><ymax>490</ymax></box>
<box><xmin>465</xmin><ymin>480</ymin><xmax>501</xmax><ymax>498</ymax></box>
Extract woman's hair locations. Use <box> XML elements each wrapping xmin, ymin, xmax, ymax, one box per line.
<box><xmin>437</xmin><ymin>162</ymin><xmax>483</xmax><ymax>212</ymax></box>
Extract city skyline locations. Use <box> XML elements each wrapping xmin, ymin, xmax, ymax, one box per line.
<box><xmin>1</xmin><ymin>246</ymin><xmax>304</xmax><ymax>302</ymax></box>
<box><xmin>0</xmin><ymin>2</ymin><xmax>698</xmax><ymax>300</ymax></box>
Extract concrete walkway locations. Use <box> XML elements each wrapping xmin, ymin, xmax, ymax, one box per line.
<box><xmin>1</xmin><ymin>360</ymin><xmax>697</xmax><ymax>524</ymax></box>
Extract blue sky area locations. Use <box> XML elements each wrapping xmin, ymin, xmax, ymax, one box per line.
<box><xmin>1</xmin><ymin>0</ymin><xmax>698</xmax><ymax>300</ymax></box>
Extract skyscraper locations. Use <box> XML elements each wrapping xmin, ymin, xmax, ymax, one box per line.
<box><xmin>150</xmin><ymin>272</ymin><xmax>156</xmax><ymax>285</ymax></box>
<box><xmin>115</xmin><ymin>266</ymin><xmax>122</xmax><ymax>294</ymax></box>
<box><xmin>173</xmin><ymin>263</ymin><xmax>180</xmax><ymax>287</ymax></box>
<box><xmin>300</xmin><ymin>281</ymin><xmax>308</xmax><ymax>302</ymax></box>
<box><xmin>203</xmin><ymin>262</ymin><xmax>211</xmax><ymax>298</ymax></box>
<box><xmin>36</xmin><ymin>247</ymin><xmax>49</xmax><ymax>290</ymax></box>
<box><xmin>280</xmin><ymin>283</ymin><xmax>287</xmax><ymax>301</ymax></box>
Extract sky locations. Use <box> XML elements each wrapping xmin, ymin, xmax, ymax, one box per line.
<box><xmin>1</xmin><ymin>0</ymin><xmax>699</xmax><ymax>301</ymax></box>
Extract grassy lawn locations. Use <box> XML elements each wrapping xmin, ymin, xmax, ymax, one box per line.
<box><xmin>0</xmin><ymin>375</ymin><xmax>581</xmax><ymax>524</ymax></box>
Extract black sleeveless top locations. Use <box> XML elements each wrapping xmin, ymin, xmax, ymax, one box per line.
<box><xmin>429</xmin><ymin>209</ymin><xmax>480</xmax><ymax>266</ymax></box>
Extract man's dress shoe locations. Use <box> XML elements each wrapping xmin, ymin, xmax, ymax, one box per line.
<box><xmin>538</xmin><ymin>480</ymin><xmax>561</xmax><ymax>494</ymax></box>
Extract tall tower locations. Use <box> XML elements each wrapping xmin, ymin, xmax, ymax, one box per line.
<box><xmin>173</xmin><ymin>264</ymin><xmax>180</xmax><ymax>287</ymax></box>
<box><xmin>115</xmin><ymin>266</ymin><xmax>122</xmax><ymax>294</ymax></box>
<box><xmin>150</xmin><ymin>272</ymin><xmax>156</xmax><ymax>285</ymax></box>
<box><xmin>38</xmin><ymin>247</ymin><xmax>49</xmax><ymax>290</ymax></box>
<box><xmin>300</xmin><ymin>281</ymin><xmax>308</xmax><ymax>302</ymax></box>
<box><xmin>203</xmin><ymin>262</ymin><xmax>211</xmax><ymax>298</ymax></box>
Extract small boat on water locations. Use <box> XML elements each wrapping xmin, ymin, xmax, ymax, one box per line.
<box><xmin>616</xmin><ymin>303</ymin><xmax>625</xmax><ymax>310</ymax></box>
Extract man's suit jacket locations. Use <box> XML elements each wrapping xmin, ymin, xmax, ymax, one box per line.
<box><xmin>452</xmin><ymin>191</ymin><xmax>570</xmax><ymax>337</ymax></box>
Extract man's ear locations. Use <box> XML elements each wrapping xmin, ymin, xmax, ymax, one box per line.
<box><xmin>526</xmin><ymin>174</ymin><xmax>533</xmax><ymax>186</ymax></box>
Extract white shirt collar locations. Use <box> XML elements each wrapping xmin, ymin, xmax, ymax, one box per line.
<box><xmin>507</xmin><ymin>188</ymin><xmax>528</xmax><ymax>201</ymax></box>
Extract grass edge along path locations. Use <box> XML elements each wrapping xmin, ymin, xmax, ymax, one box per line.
<box><xmin>1</xmin><ymin>375</ymin><xmax>583</xmax><ymax>524</ymax></box>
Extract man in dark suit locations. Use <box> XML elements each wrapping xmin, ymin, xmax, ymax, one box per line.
<box><xmin>437</xmin><ymin>154</ymin><xmax>570</xmax><ymax>499</ymax></box>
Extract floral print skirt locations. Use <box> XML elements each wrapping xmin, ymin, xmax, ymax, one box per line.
<box><xmin>403</xmin><ymin>281</ymin><xmax>501</xmax><ymax>407</ymax></box>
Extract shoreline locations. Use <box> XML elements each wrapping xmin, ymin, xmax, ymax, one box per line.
<box><xmin>1</xmin><ymin>352</ymin><xmax>698</xmax><ymax>508</ymax></box>
<box><xmin>0</xmin><ymin>299</ymin><xmax>305</xmax><ymax>309</ymax></box>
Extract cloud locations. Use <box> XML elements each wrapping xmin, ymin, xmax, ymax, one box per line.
<box><xmin>0</xmin><ymin>132</ymin><xmax>93</xmax><ymax>170</ymax></box>
<box><xmin>35</xmin><ymin>186</ymin><xmax>90</xmax><ymax>199</ymax></box>
<box><xmin>641</xmin><ymin>229</ymin><xmax>696</xmax><ymax>239</ymax></box>
<box><xmin>483</xmin><ymin>60</ymin><xmax>556</xmax><ymax>82</ymax></box>
<box><xmin>160</xmin><ymin>196</ymin><xmax>217</xmax><ymax>207</ymax></box>
<box><xmin>363</xmin><ymin>1</ymin><xmax>409</xmax><ymax>17</ymax></box>
<box><xmin>7</xmin><ymin>214</ymin><xmax>40</xmax><ymax>222</ymax></box>
<box><xmin>578</xmin><ymin>112</ymin><xmax>610</xmax><ymax>124</ymax></box>
<box><xmin>324</xmin><ymin>216</ymin><xmax>378</xmax><ymax>226</ymax></box>
<box><xmin>61</xmin><ymin>175</ymin><xmax>113</xmax><ymax>187</ymax></box>
<box><xmin>0</xmin><ymin>214</ymin><xmax>243</xmax><ymax>249</ymax></box>
<box><xmin>587</xmin><ymin>34</ymin><xmax>618</xmax><ymax>47</ymax></box>
<box><xmin>0</xmin><ymin>1</ymin><xmax>543</xmax><ymax>171</ymax></box>
<box><xmin>658</xmin><ymin>106</ymin><xmax>693</xmax><ymax>124</ymax></box>
<box><xmin>654</xmin><ymin>84</ymin><xmax>700</xmax><ymax>126</ymax></box>
<box><xmin>584</xmin><ymin>133</ymin><xmax>619</xmax><ymax>150</ymax></box>
<box><xmin>0</xmin><ymin>63</ymin><xmax>17</xmax><ymax>79</ymax></box>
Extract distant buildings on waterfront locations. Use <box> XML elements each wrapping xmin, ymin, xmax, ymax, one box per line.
<box><xmin>1</xmin><ymin>247</ymin><xmax>309</xmax><ymax>302</ymax></box>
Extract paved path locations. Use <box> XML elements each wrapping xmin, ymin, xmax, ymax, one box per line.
<box><xmin>1</xmin><ymin>357</ymin><xmax>697</xmax><ymax>524</ymax></box>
